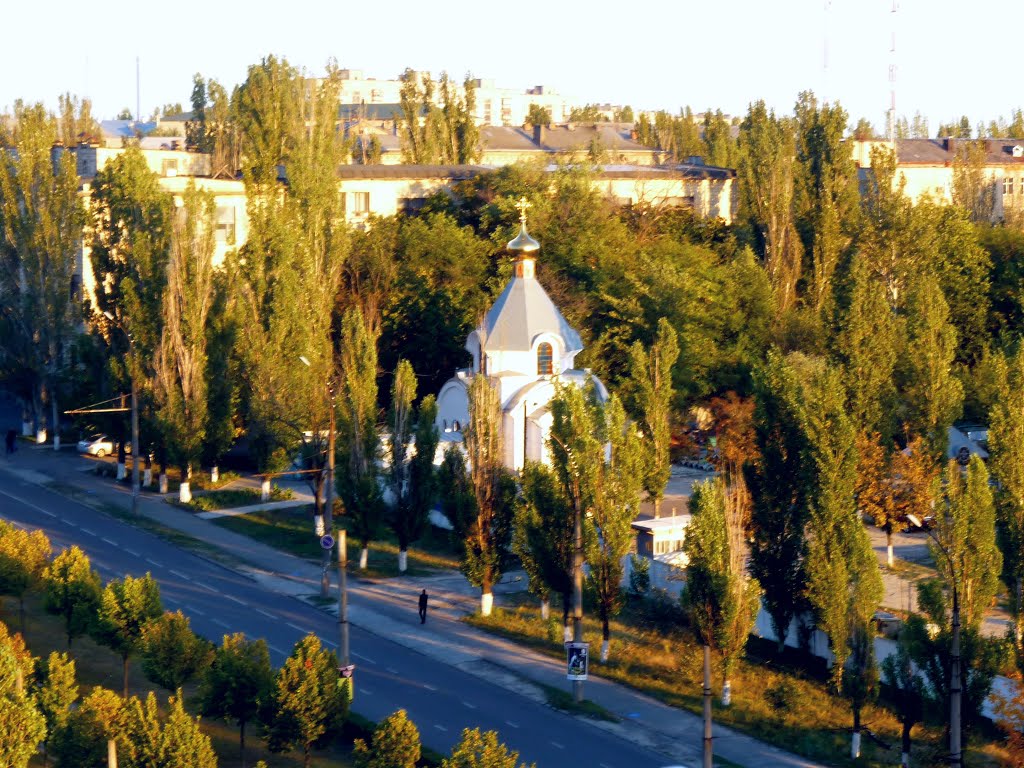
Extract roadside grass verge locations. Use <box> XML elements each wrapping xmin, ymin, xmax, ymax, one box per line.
<box><xmin>463</xmin><ymin>596</ymin><xmax>995</xmax><ymax>768</ymax></box>
<box><xmin>176</xmin><ymin>485</ymin><xmax>294</xmax><ymax>512</ymax></box>
<box><xmin>89</xmin><ymin>461</ymin><xmax>240</xmax><ymax>493</ymax></box>
<box><xmin>536</xmin><ymin>681</ymin><xmax>618</xmax><ymax>722</ymax></box>
<box><xmin>209</xmin><ymin>506</ymin><xmax>461</xmax><ymax>578</ymax></box>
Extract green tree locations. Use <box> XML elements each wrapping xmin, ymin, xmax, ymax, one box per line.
<box><xmin>57</xmin><ymin>92</ymin><xmax>101</xmax><ymax>145</ymax></box>
<box><xmin>627</xmin><ymin>318</ymin><xmax>679</xmax><ymax>518</ymax></box>
<box><xmin>153</xmin><ymin>181</ymin><xmax>216</xmax><ymax>502</ymax></box>
<box><xmin>397</xmin><ymin>70</ymin><xmax>480</xmax><ymax>163</ymax></box>
<box><xmin>119</xmin><ymin>690</ymin><xmax>217</xmax><ymax>768</ymax></box>
<box><xmin>267</xmin><ymin>634</ymin><xmax>347</xmax><ymax>768</ymax></box>
<box><xmin>353</xmin><ymin>709</ymin><xmax>421</xmax><ymax>768</ymax></box>
<box><xmin>0</xmin><ymin>641</ymin><xmax>46</xmax><ymax>768</ymax></box>
<box><xmin>197</xmin><ymin>633</ymin><xmax>274</xmax><ymax>768</ymax></box>
<box><xmin>684</xmin><ymin>478</ymin><xmax>761</xmax><ymax>705</ymax></box>
<box><xmin>932</xmin><ymin>205</ymin><xmax>991</xmax><ymax>367</ymax></box>
<box><xmin>386</xmin><ymin>362</ymin><xmax>440</xmax><ymax>572</ymax></box>
<box><xmin>43</xmin><ymin>546</ymin><xmax>102</xmax><ymax>648</ymax></box>
<box><xmin>703</xmin><ymin>109</ymin><xmax>739</xmax><ymax>168</ymax></box>
<box><xmin>50</xmin><ymin>686</ymin><xmax>123</xmax><ymax>768</ymax></box>
<box><xmin>952</xmin><ymin>139</ymin><xmax>996</xmax><ymax>222</ymax></box>
<box><xmin>899</xmin><ymin>274</ymin><xmax>963</xmax><ymax>458</ymax></box>
<box><xmin>738</xmin><ymin>101</ymin><xmax>802</xmax><ymax>315</ymax></box>
<box><xmin>584</xmin><ymin>396</ymin><xmax>645</xmax><ymax>662</ymax></box>
<box><xmin>835</xmin><ymin>255</ymin><xmax>901</xmax><ymax>442</ymax></box>
<box><xmin>854</xmin><ymin>432</ymin><xmax>904</xmax><ymax>567</ymax></box>
<box><xmin>337</xmin><ymin>306</ymin><xmax>384</xmax><ymax>570</ymax></box>
<box><xmin>0</xmin><ymin>522</ymin><xmax>51</xmax><ymax>634</ymax></box>
<box><xmin>453</xmin><ymin>374</ymin><xmax>517</xmax><ymax>616</ymax></box>
<box><xmin>36</xmin><ymin>651</ymin><xmax>79</xmax><ymax>762</ymax></box>
<box><xmin>989</xmin><ymin>349</ymin><xmax>1024</xmax><ymax>647</ymax></box>
<box><xmin>514</xmin><ymin>462</ymin><xmax>575</xmax><ymax>632</ymax></box>
<box><xmin>441</xmin><ymin>727</ymin><xmax>535</xmax><ymax>768</ymax></box>
<box><xmin>747</xmin><ymin>350</ymin><xmax>811</xmax><ymax>651</ymax></box>
<box><xmin>525</xmin><ymin>104</ymin><xmax>551</xmax><ymax>128</ymax></box>
<box><xmin>0</xmin><ymin>101</ymin><xmax>87</xmax><ymax>447</ymax></box>
<box><xmin>92</xmin><ymin>573</ymin><xmax>163</xmax><ymax>696</ymax></box>
<box><xmin>880</xmin><ymin>630</ymin><xmax>927</xmax><ymax>767</ymax></box>
<box><xmin>140</xmin><ymin>610</ymin><xmax>213</xmax><ymax>691</ymax></box>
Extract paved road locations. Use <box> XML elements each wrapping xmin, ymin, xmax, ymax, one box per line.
<box><xmin>0</xmin><ymin>470</ymin><xmax>670</xmax><ymax>768</ymax></box>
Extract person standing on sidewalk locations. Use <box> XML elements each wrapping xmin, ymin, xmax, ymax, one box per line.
<box><xmin>418</xmin><ymin>589</ymin><xmax>428</xmax><ymax>624</ymax></box>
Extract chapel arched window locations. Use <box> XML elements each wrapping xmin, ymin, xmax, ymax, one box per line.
<box><xmin>537</xmin><ymin>343</ymin><xmax>553</xmax><ymax>375</ymax></box>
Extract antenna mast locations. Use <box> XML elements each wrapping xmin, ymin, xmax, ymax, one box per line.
<box><xmin>888</xmin><ymin>0</ymin><xmax>898</xmax><ymax>143</ymax></box>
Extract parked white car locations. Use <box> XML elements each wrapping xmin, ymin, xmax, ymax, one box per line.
<box><xmin>77</xmin><ymin>434</ymin><xmax>130</xmax><ymax>458</ymax></box>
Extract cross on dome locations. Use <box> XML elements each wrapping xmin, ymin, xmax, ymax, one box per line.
<box><xmin>515</xmin><ymin>196</ymin><xmax>532</xmax><ymax>224</ymax></box>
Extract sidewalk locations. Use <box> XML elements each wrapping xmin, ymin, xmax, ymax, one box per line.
<box><xmin>1</xmin><ymin>446</ymin><xmax>822</xmax><ymax>768</ymax></box>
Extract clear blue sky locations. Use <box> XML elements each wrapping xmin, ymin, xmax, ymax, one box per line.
<box><xmin>4</xmin><ymin>0</ymin><xmax>1013</xmax><ymax>133</ymax></box>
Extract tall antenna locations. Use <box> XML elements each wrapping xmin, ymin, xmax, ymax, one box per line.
<box><xmin>888</xmin><ymin>0</ymin><xmax>898</xmax><ymax>143</ymax></box>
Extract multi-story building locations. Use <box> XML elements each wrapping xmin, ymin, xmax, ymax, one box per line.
<box><xmin>851</xmin><ymin>137</ymin><xmax>1024</xmax><ymax>220</ymax></box>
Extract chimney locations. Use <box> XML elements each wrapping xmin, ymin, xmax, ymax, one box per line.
<box><xmin>533</xmin><ymin>123</ymin><xmax>547</xmax><ymax>146</ymax></box>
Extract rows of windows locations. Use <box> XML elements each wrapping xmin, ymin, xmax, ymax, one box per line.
<box><xmin>1003</xmin><ymin>177</ymin><xmax>1024</xmax><ymax>195</ymax></box>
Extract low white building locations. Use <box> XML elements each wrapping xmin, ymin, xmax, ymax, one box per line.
<box><xmin>435</xmin><ymin>200</ymin><xmax>607</xmax><ymax>471</ymax></box>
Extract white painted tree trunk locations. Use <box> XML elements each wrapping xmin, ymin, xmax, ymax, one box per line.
<box><xmin>314</xmin><ymin>515</ymin><xmax>325</xmax><ymax>536</ymax></box>
<box><xmin>107</xmin><ymin>738</ymin><xmax>118</xmax><ymax>768</ymax></box>
<box><xmin>261</xmin><ymin>477</ymin><xmax>271</xmax><ymax>502</ymax></box>
<box><xmin>21</xmin><ymin>420</ymin><xmax>32</xmax><ymax>437</ymax></box>
<box><xmin>398</xmin><ymin>550</ymin><xmax>408</xmax><ymax>572</ymax></box>
<box><xmin>722</xmin><ymin>679</ymin><xmax>732</xmax><ymax>706</ymax></box>
<box><xmin>159</xmin><ymin>473</ymin><xmax>168</xmax><ymax>494</ymax></box>
<box><xmin>901</xmin><ymin>750</ymin><xmax>910</xmax><ymax>767</ymax></box>
<box><xmin>887</xmin><ymin>543</ymin><xmax>894</xmax><ymax>568</ymax></box>
<box><xmin>143</xmin><ymin>468</ymin><xmax>152</xmax><ymax>487</ymax></box>
<box><xmin>53</xmin><ymin>434</ymin><xmax>60</xmax><ymax>451</ymax></box>
<box><xmin>359</xmin><ymin>547</ymin><xmax>368</xmax><ymax>569</ymax></box>
<box><xmin>600</xmin><ymin>639</ymin><xmax>609</xmax><ymax>662</ymax></box>
<box><xmin>179</xmin><ymin>481</ymin><xmax>192</xmax><ymax>504</ymax></box>
<box><xmin>210</xmin><ymin>465</ymin><xmax>219</xmax><ymax>484</ymax></box>
<box><xmin>540</xmin><ymin>598</ymin><xmax>550</xmax><ymax>620</ymax></box>
<box><xmin>116</xmin><ymin>462</ymin><xmax>126</xmax><ymax>480</ymax></box>
<box><xmin>563</xmin><ymin>624</ymin><xmax>572</xmax><ymax>643</ymax></box>
<box><xmin>35</xmin><ymin>428</ymin><xmax>46</xmax><ymax>444</ymax></box>
<box><xmin>480</xmin><ymin>591</ymin><xmax>493</xmax><ymax>616</ymax></box>
<box><xmin>851</xmin><ymin>731</ymin><xmax>861</xmax><ymax>759</ymax></box>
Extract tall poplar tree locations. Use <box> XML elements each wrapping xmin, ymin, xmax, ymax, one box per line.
<box><xmin>0</xmin><ymin>102</ymin><xmax>87</xmax><ymax>447</ymax></box>
<box><xmin>738</xmin><ymin>101</ymin><xmax>802</xmax><ymax>314</ymax></box>
<box><xmin>748</xmin><ymin>350</ymin><xmax>811</xmax><ymax>651</ymax></box>
<box><xmin>92</xmin><ymin>573</ymin><xmax>163</xmax><ymax>697</ymax></box>
<box><xmin>988</xmin><ymin>349</ymin><xmax>1024</xmax><ymax>647</ymax></box>
<box><xmin>153</xmin><ymin>182</ymin><xmax>216</xmax><ymax>502</ymax></box>
<box><xmin>627</xmin><ymin>318</ymin><xmax>679</xmax><ymax>518</ymax></box>
<box><xmin>337</xmin><ymin>307</ymin><xmax>383</xmax><ymax>570</ymax></box>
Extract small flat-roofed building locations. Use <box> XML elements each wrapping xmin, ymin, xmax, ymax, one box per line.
<box><xmin>632</xmin><ymin>515</ymin><xmax>693</xmax><ymax>562</ymax></box>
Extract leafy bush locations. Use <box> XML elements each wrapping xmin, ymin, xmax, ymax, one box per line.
<box><xmin>765</xmin><ymin>679</ymin><xmax>802</xmax><ymax>713</ymax></box>
<box><xmin>628</xmin><ymin>554</ymin><xmax>650</xmax><ymax>597</ymax></box>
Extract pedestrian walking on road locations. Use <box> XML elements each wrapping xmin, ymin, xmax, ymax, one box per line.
<box><xmin>418</xmin><ymin>589</ymin><xmax>428</xmax><ymax>624</ymax></box>
<box><xmin>4</xmin><ymin>429</ymin><xmax>16</xmax><ymax>456</ymax></box>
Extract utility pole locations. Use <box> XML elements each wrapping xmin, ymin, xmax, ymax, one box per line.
<box><xmin>703</xmin><ymin>644</ymin><xmax>713</xmax><ymax>768</ymax></box>
<box><xmin>131</xmin><ymin>377</ymin><xmax>139</xmax><ymax>516</ymax></box>
<box><xmin>572</xmin><ymin>477</ymin><xmax>585</xmax><ymax>702</ymax></box>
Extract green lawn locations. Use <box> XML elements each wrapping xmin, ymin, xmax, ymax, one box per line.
<box><xmin>178</xmin><ymin>485</ymin><xmax>294</xmax><ymax>512</ymax></box>
<box><xmin>209</xmin><ymin>506</ymin><xmax>462</xmax><ymax>578</ymax></box>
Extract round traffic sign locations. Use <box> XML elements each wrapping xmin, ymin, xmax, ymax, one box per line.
<box><xmin>320</xmin><ymin>534</ymin><xmax>335</xmax><ymax>550</ymax></box>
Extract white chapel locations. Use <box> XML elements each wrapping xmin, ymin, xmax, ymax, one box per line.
<box><xmin>435</xmin><ymin>198</ymin><xmax>608</xmax><ymax>470</ymax></box>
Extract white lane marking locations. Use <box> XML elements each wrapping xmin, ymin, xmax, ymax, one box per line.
<box><xmin>286</xmin><ymin>622</ymin><xmax>305</xmax><ymax>633</ymax></box>
<box><xmin>145</xmin><ymin>558</ymin><xmax>162</xmax><ymax>568</ymax></box>
<box><xmin>269</xmin><ymin>645</ymin><xmax>288</xmax><ymax>657</ymax></box>
<box><xmin>599</xmin><ymin>763</ymin><xmax>614</xmax><ymax>768</ymax></box>
<box><xmin>223</xmin><ymin>593</ymin><xmax>247</xmax><ymax>606</ymax></box>
<box><xmin>0</xmin><ymin>487</ymin><xmax>61</xmax><ymax>518</ymax></box>
<box><xmin>433</xmin><ymin>724</ymin><xmax>447</xmax><ymax>732</ymax></box>
<box><xmin>41</xmin><ymin>509</ymin><xmax>57</xmax><ymax>518</ymax></box>
<box><xmin>505</xmin><ymin>720</ymin><xmax>519</xmax><ymax>728</ymax></box>
<box><xmin>185</xmin><ymin>604</ymin><xmax>206</xmax><ymax>616</ymax></box>
<box><xmin>124</xmin><ymin>549</ymin><xmax>140</xmax><ymax>558</ymax></box>
<box><xmin>64</xmin><ymin>520</ymin><xmax>78</xmax><ymax>528</ymax></box>
<box><xmin>551</xmin><ymin>741</ymin><xmax>565</xmax><ymax>750</ymax></box>
<box><xmin>101</xmin><ymin>537</ymin><xmax>117</xmax><ymax>546</ymax></box>
<box><xmin>353</xmin><ymin>651</ymin><xmax>376</xmax><ymax>664</ymax></box>
<box><xmin>80</xmin><ymin>527</ymin><xmax>96</xmax><ymax>536</ymax></box>
<box><xmin>169</xmin><ymin>569</ymin><xmax>191</xmax><ymax>581</ymax></box>
<box><xmin>212</xmin><ymin>618</ymin><xmax>230</xmax><ymax>629</ymax></box>
<box><xmin>358</xmin><ymin>687</ymin><xmax>373</xmax><ymax>696</ymax></box>
<box><xmin>386</xmin><ymin>667</ymin><xmax>399</xmax><ymax>674</ymax></box>
<box><xmin>422</xmin><ymin>683</ymin><xmax>437</xmax><ymax>691</ymax></box>
<box><xmin>462</xmin><ymin>701</ymin><xmax>476</xmax><ymax>709</ymax></box>
<box><xmin>255</xmin><ymin>608</ymin><xmax>275</xmax><ymax>619</ymax></box>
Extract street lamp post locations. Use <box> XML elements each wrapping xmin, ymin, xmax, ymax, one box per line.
<box><xmin>104</xmin><ymin>312</ymin><xmax>140</xmax><ymax>516</ymax></box>
<box><xmin>908</xmin><ymin>514</ymin><xmax>961</xmax><ymax>768</ymax></box>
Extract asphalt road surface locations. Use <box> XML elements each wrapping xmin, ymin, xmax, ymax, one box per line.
<box><xmin>0</xmin><ymin>470</ymin><xmax>671</xmax><ymax>768</ymax></box>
